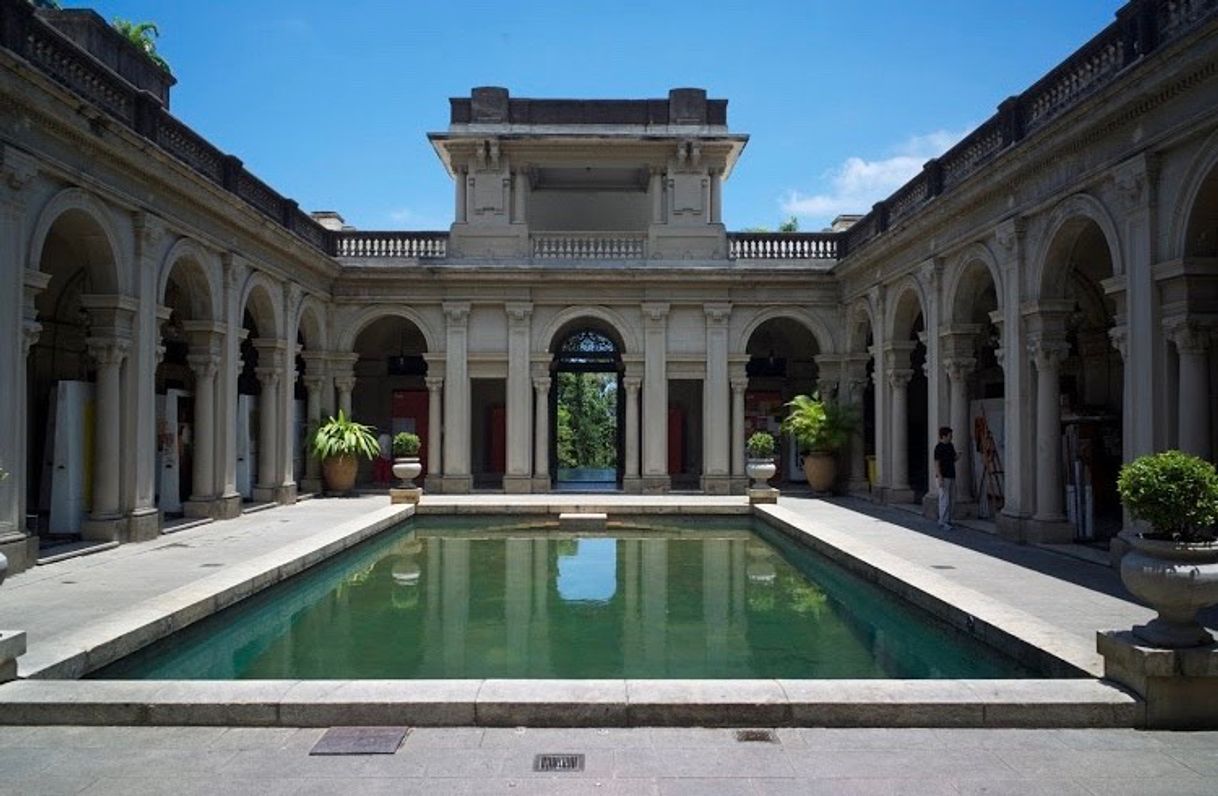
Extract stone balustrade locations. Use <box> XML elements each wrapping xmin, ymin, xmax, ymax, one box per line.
<box><xmin>334</xmin><ymin>231</ymin><xmax>449</xmax><ymax>259</ymax></box>
<box><xmin>728</xmin><ymin>232</ymin><xmax>838</xmax><ymax>260</ymax></box>
<box><xmin>531</xmin><ymin>232</ymin><xmax>647</xmax><ymax>260</ymax></box>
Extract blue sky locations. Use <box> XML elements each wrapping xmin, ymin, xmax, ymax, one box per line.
<box><xmin>86</xmin><ymin>1</ymin><xmax>1124</xmax><ymax>232</ymax></box>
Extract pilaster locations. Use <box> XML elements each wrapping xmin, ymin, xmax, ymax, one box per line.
<box><xmin>641</xmin><ymin>302</ymin><xmax>670</xmax><ymax>493</ymax></box>
<box><xmin>504</xmin><ymin>302</ymin><xmax>533</xmax><ymax>493</ymax></box>
<box><xmin>702</xmin><ymin>302</ymin><xmax>731</xmax><ymax>494</ymax></box>
<box><xmin>442</xmin><ymin>302</ymin><xmax>472</xmax><ymax>493</ymax></box>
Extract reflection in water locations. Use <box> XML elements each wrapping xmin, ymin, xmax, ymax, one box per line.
<box><xmin>95</xmin><ymin>522</ymin><xmax>1037</xmax><ymax>681</ymax></box>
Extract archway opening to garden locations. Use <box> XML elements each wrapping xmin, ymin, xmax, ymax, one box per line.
<box><xmin>351</xmin><ymin>315</ymin><xmax>430</xmax><ymax>487</ymax></box>
<box><xmin>744</xmin><ymin>317</ymin><xmax>820</xmax><ymax>487</ymax></box>
<box><xmin>550</xmin><ymin>325</ymin><xmax>624</xmax><ymax>490</ymax></box>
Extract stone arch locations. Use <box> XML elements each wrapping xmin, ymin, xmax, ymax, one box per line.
<box><xmin>1032</xmin><ymin>192</ymin><xmax>1124</xmax><ymax>299</ymax></box>
<box><xmin>942</xmin><ymin>242</ymin><xmax>1003</xmax><ymax>326</ymax></box>
<box><xmin>1172</xmin><ymin>131</ymin><xmax>1218</xmax><ymax>258</ymax></box>
<box><xmin>538</xmin><ymin>305</ymin><xmax>639</xmax><ymax>356</ymax></box>
<box><xmin>845</xmin><ymin>299</ymin><xmax>877</xmax><ymax>354</ymax></box>
<box><xmin>296</xmin><ymin>296</ymin><xmax>328</xmax><ymax>351</ymax></box>
<box><xmin>158</xmin><ymin>237</ymin><xmax>220</xmax><ymax>321</ymax></box>
<box><xmin>339</xmin><ymin>305</ymin><xmax>438</xmax><ymax>352</ymax></box>
<box><xmin>734</xmin><ymin>306</ymin><xmax>836</xmax><ymax>356</ymax></box>
<box><xmin>239</xmin><ymin>270</ymin><xmax>283</xmax><ymax>338</ymax></box>
<box><xmin>885</xmin><ymin>277</ymin><xmax>927</xmax><ymax>342</ymax></box>
<box><xmin>27</xmin><ymin>186</ymin><xmax>128</xmax><ymax>296</ymax></box>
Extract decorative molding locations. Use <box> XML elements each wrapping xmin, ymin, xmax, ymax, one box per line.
<box><xmin>704</xmin><ymin>302</ymin><xmax>732</xmax><ymax>325</ymax></box>
<box><xmin>994</xmin><ymin>217</ymin><xmax>1026</xmax><ymax>252</ymax></box>
<box><xmin>1</xmin><ymin>145</ymin><xmax>38</xmax><ymax>193</ymax></box>
<box><xmin>505</xmin><ymin>301</ymin><xmax>533</xmax><ymax>324</ymax></box>
<box><xmin>642</xmin><ymin>302</ymin><xmax>670</xmax><ymax>324</ymax></box>
<box><xmin>1027</xmin><ymin>336</ymin><xmax>1071</xmax><ymax>372</ymax></box>
<box><xmin>443</xmin><ymin>301</ymin><xmax>471</xmax><ymax>327</ymax></box>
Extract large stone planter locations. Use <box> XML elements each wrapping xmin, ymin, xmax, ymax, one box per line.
<box><xmin>322</xmin><ymin>455</ymin><xmax>359</xmax><ymax>494</ymax></box>
<box><xmin>392</xmin><ymin>457</ymin><xmax>423</xmax><ymax>489</ymax></box>
<box><xmin>1119</xmin><ymin>530</ymin><xmax>1218</xmax><ymax>648</ymax></box>
<box><xmin>802</xmin><ymin>452</ymin><xmax>837</xmax><ymax>493</ymax></box>
<box><xmin>745</xmin><ymin>458</ymin><xmax>776</xmax><ymax>488</ymax></box>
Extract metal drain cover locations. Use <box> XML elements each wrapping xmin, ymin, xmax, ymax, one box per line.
<box><xmin>931</xmin><ymin>564</ymin><xmax>956</xmax><ymax>570</ymax></box>
<box><xmin>534</xmin><ymin>753</ymin><xmax>584</xmax><ymax>772</ymax></box>
<box><xmin>310</xmin><ymin>726</ymin><xmax>408</xmax><ymax>755</ymax></box>
<box><xmin>735</xmin><ymin>729</ymin><xmax>778</xmax><ymax>743</ymax></box>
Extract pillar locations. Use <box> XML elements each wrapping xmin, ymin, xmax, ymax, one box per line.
<box><xmin>944</xmin><ymin>357</ymin><xmax>976</xmax><ymax>503</ymax></box>
<box><xmin>254</xmin><ymin>366</ymin><xmax>280</xmax><ymax>503</ymax></box>
<box><xmin>531</xmin><ymin>366</ymin><xmax>551</xmax><ymax>492</ymax></box>
<box><xmin>843</xmin><ymin>354</ymin><xmax>870</xmax><ymax>494</ymax></box>
<box><xmin>216</xmin><ymin>257</ymin><xmax>245</xmax><ymax>519</ymax></box>
<box><xmin>128</xmin><ymin>216</ymin><xmax>164</xmax><ymax>541</ymax></box>
<box><xmin>1029</xmin><ymin>335</ymin><xmax>1071</xmax><ymax>529</ymax></box>
<box><xmin>301</xmin><ymin>372</ymin><xmax>324</xmax><ymax>494</ymax></box>
<box><xmin>184</xmin><ymin>353</ymin><xmax>219</xmax><ymax>512</ymax></box>
<box><xmin>624</xmin><ymin>374</ymin><xmax>643</xmax><ymax>493</ymax></box>
<box><xmin>730</xmin><ymin>375</ymin><xmax>747</xmax><ymax>492</ymax></box>
<box><xmin>887</xmin><ymin>366</ymin><xmax>914</xmax><ymax>501</ymax></box>
<box><xmin>504</xmin><ymin>303</ymin><xmax>533</xmax><ymax>492</ymax></box>
<box><xmin>426</xmin><ymin>375</ymin><xmax>444</xmax><ymax>491</ymax></box>
<box><xmin>443</xmin><ymin>302</ymin><xmax>471</xmax><ymax>493</ymax></box>
<box><xmin>641</xmin><ymin>302</ymin><xmax>670</xmax><ymax>493</ymax></box>
<box><xmin>82</xmin><ymin>336</ymin><xmax>129</xmax><ymax>540</ymax></box>
<box><xmin>1169</xmin><ymin>322</ymin><xmax>1211</xmax><ymax>460</ymax></box>
<box><xmin>702</xmin><ymin>303</ymin><xmax>731</xmax><ymax>494</ymax></box>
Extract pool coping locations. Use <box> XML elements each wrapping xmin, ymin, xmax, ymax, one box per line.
<box><xmin>0</xmin><ymin>497</ymin><xmax>1147</xmax><ymax>728</ymax></box>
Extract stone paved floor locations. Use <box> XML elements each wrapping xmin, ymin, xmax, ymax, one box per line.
<box><xmin>0</xmin><ymin>725</ymin><xmax>1215</xmax><ymax>794</ymax></box>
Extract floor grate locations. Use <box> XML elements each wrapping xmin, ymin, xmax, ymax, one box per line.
<box><xmin>309</xmin><ymin>726</ymin><xmax>408</xmax><ymax>755</ymax></box>
<box><xmin>534</xmin><ymin>753</ymin><xmax>585</xmax><ymax>772</ymax></box>
<box><xmin>735</xmin><ymin>729</ymin><xmax>778</xmax><ymax>743</ymax></box>
<box><xmin>931</xmin><ymin>564</ymin><xmax>957</xmax><ymax>570</ymax></box>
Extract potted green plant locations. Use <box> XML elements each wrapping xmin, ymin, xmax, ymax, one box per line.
<box><xmin>310</xmin><ymin>410</ymin><xmax>380</xmax><ymax>494</ymax></box>
<box><xmin>392</xmin><ymin>431</ymin><xmax>423</xmax><ymax>489</ymax></box>
<box><xmin>1116</xmin><ymin>450</ymin><xmax>1218</xmax><ymax>648</ymax></box>
<box><xmin>780</xmin><ymin>393</ymin><xmax>858</xmax><ymax>493</ymax></box>
<box><xmin>745</xmin><ymin>431</ymin><xmax>777</xmax><ymax>487</ymax></box>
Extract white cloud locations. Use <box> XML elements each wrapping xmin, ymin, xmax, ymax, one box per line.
<box><xmin>386</xmin><ymin>207</ymin><xmax>448</xmax><ymax>229</ymax></box>
<box><xmin>781</xmin><ymin>127</ymin><xmax>972</xmax><ymax>227</ymax></box>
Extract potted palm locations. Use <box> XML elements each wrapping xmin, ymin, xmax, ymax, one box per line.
<box><xmin>745</xmin><ymin>431</ymin><xmax>777</xmax><ymax>488</ymax></box>
<box><xmin>310</xmin><ymin>410</ymin><xmax>380</xmax><ymax>494</ymax></box>
<box><xmin>1116</xmin><ymin>450</ymin><xmax>1218</xmax><ymax>648</ymax></box>
<box><xmin>392</xmin><ymin>432</ymin><xmax>423</xmax><ymax>489</ymax></box>
<box><xmin>781</xmin><ymin>393</ymin><xmax>858</xmax><ymax>493</ymax></box>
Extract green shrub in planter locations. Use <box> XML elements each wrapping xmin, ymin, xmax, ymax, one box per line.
<box><xmin>392</xmin><ymin>432</ymin><xmax>421</xmax><ymax>457</ymax></box>
<box><xmin>746</xmin><ymin>431</ymin><xmax>775</xmax><ymax>459</ymax></box>
<box><xmin>780</xmin><ymin>393</ymin><xmax>858</xmax><ymax>454</ymax></box>
<box><xmin>1117</xmin><ymin>450</ymin><xmax>1218</xmax><ymax>543</ymax></box>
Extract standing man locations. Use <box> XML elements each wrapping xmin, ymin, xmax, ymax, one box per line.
<box><xmin>934</xmin><ymin>426</ymin><xmax>958</xmax><ymax>531</ymax></box>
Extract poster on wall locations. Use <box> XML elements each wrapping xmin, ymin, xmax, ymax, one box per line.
<box><xmin>970</xmin><ymin>398</ymin><xmax>1005</xmax><ymax>519</ymax></box>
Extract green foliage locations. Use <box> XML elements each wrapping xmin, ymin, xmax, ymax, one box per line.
<box><xmin>112</xmin><ymin>18</ymin><xmax>171</xmax><ymax>73</ymax></box>
<box><xmin>1117</xmin><ymin>451</ymin><xmax>1218</xmax><ymax>543</ymax></box>
<box><xmin>781</xmin><ymin>393</ymin><xmax>859</xmax><ymax>454</ymax></box>
<box><xmin>777</xmin><ymin>216</ymin><xmax>799</xmax><ymax>233</ymax></box>
<box><xmin>746</xmin><ymin>431</ymin><xmax>775</xmax><ymax>459</ymax></box>
<box><xmin>310</xmin><ymin>410</ymin><xmax>380</xmax><ymax>462</ymax></box>
<box><xmin>392</xmin><ymin>432</ymin><xmax>421</xmax><ymax>457</ymax></box>
<box><xmin>556</xmin><ymin>371</ymin><xmax>617</xmax><ymax>469</ymax></box>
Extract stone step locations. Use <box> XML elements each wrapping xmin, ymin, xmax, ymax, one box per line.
<box><xmin>558</xmin><ymin>512</ymin><xmax>608</xmax><ymax>532</ymax></box>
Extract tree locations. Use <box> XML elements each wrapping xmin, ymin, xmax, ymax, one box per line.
<box><xmin>556</xmin><ymin>372</ymin><xmax>617</xmax><ymax>469</ymax></box>
<box><xmin>112</xmin><ymin>18</ymin><xmax>171</xmax><ymax>73</ymax></box>
<box><xmin>778</xmin><ymin>216</ymin><xmax>799</xmax><ymax>233</ymax></box>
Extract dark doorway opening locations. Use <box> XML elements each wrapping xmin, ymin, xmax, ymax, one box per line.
<box><xmin>550</xmin><ymin>328</ymin><xmax>624</xmax><ymax>490</ymax></box>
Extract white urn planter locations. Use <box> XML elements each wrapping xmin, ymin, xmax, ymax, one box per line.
<box><xmin>392</xmin><ymin>457</ymin><xmax>423</xmax><ymax>489</ymax></box>
<box><xmin>1119</xmin><ymin>530</ymin><xmax>1218</xmax><ymax>648</ymax></box>
<box><xmin>746</xmin><ymin>458</ymin><xmax>776</xmax><ymax>489</ymax></box>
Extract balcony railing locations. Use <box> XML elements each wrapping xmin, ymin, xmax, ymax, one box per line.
<box><xmin>334</xmin><ymin>231</ymin><xmax>448</xmax><ymax>258</ymax></box>
<box><xmin>531</xmin><ymin>232</ymin><xmax>647</xmax><ymax>259</ymax></box>
<box><xmin>728</xmin><ymin>232</ymin><xmax>838</xmax><ymax>260</ymax></box>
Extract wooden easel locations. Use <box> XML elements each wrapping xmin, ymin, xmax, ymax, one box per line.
<box><xmin>974</xmin><ymin>410</ymin><xmax>1005</xmax><ymax>518</ymax></box>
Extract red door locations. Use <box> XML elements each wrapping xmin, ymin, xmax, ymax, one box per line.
<box><xmin>489</xmin><ymin>405</ymin><xmax>506</xmax><ymax>475</ymax></box>
<box><xmin>391</xmin><ymin>390</ymin><xmax>429</xmax><ymax>478</ymax></box>
<box><xmin>667</xmin><ymin>406</ymin><xmax>684</xmax><ymax>475</ymax></box>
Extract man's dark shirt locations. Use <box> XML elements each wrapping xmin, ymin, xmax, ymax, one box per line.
<box><xmin>934</xmin><ymin>441</ymin><xmax>957</xmax><ymax>480</ymax></box>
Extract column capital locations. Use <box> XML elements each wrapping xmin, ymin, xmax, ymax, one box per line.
<box><xmin>425</xmin><ymin>375</ymin><xmax>445</xmax><ymax>392</ymax></box>
<box><xmin>624</xmin><ymin>375</ymin><xmax>643</xmax><ymax>393</ymax></box>
<box><xmin>885</xmin><ymin>367</ymin><xmax>914</xmax><ymax>390</ymax></box>
<box><xmin>86</xmin><ymin>336</ymin><xmax>131</xmax><ymax>368</ymax></box>
<box><xmin>332</xmin><ymin>375</ymin><xmax>356</xmax><ymax>393</ymax></box>
<box><xmin>300</xmin><ymin>350</ymin><xmax>329</xmax><ymax>376</ymax></box>
<box><xmin>443</xmin><ymin>301</ymin><xmax>471</xmax><ymax>327</ymax></box>
<box><xmin>327</xmin><ymin>351</ymin><xmax>359</xmax><ymax>379</ymax></box>
<box><xmin>642</xmin><ymin>301</ymin><xmax>670</xmax><ymax>324</ymax></box>
<box><xmin>255</xmin><ymin>367</ymin><xmax>282</xmax><ymax>388</ymax></box>
<box><xmin>532</xmin><ymin>375</ymin><xmax>552</xmax><ymax>392</ymax></box>
<box><xmin>994</xmin><ymin>216</ymin><xmax>1027</xmax><ymax>252</ymax></box>
<box><xmin>186</xmin><ymin>352</ymin><xmax>221</xmax><ymax>380</ymax></box>
<box><xmin>1027</xmin><ymin>336</ymin><xmax>1070</xmax><ymax>372</ymax></box>
<box><xmin>1</xmin><ymin>143</ymin><xmax>38</xmax><ymax>194</ymax></box>
<box><xmin>1166</xmin><ymin>320</ymin><xmax>1212</xmax><ymax>355</ymax></box>
<box><xmin>730</xmin><ymin>376</ymin><xmax>748</xmax><ymax>393</ymax></box>
<box><xmin>881</xmin><ymin>342</ymin><xmax>916</xmax><ymax>372</ymax></box>
<box><xmin>816</xmin><ymin>378</ymin><xmax>839</xmax><ymax>401</ymax></box>
<box><xmin>703</xmin><ymin>302</ymin><xmax>732</xmax><ymax>325</ymax></box>
<box><xmin>80</xmin><ymin>294</ymin><xmax>138</xmax><ymax>339</ymax></box>
<box><xmin>302</xmin><ymin>373</ymin><xmax>327</xmax><ymax>393</ymax></box>
<box><xmin>22</xmin><ymin>320</ymin><xmax>42</xmax><ymax>357</ymax></box>
<box><xmin>505</xmin><ymin>301</ymin><xmax>533</xmax><ymax>324</ymax></box>
<box><xmin>943</xmin><ymin>356</ymin><xmax>977</xmax><ymax>384</ymax></box>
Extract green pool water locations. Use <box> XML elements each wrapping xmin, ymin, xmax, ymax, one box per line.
<box><xmin>93</xmin><ymin>516</ymin><xmax>1040</xmax><ymax>680</ymax></box>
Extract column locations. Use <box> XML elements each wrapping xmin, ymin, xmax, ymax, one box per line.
<box><xmin>641</xmin><ymin>302</ymin><xmax>670</xmax><ymax>492</ymax></box>
<box><xmin>1029</xmin><ymin>336</ymin><xmax>1070</xmax><ymax>523</ymax></box>
<box><xmin>426</xmin><ymin>375</ymin><xmax>444</xmax><ymax>488</ymax></box>
<box><xmin>129</xmin><ymin>216</ymin><xmax>164</xmax><ymax>540</ymax></box>
<box><xmin>944</xmin><ymin>357</ymin><xmax>976</xmax><ymax>502</ymax></box>
<box><xmin>532</xmin><ymin>366</ymin><xmax>551</xmax><ymax>491</ymax></box>
<box><xmin>254</xmin><ymin>366</ymin><xmax>280</xmax><ymax>500</ymax></box>
<box><xmin>842</xmin><ymin>354</ymin><xmax>870</xmax><ymax>493</ymax></box>
<box><xmin>887</xmin><ymin>366</ymin><xmax>914</xmax><ymax>497</ymax></box>
<box><xmin>624</xmin><ymin>374</ymin><xmax>643</xmax><ymax>491</ymax></box>
<box><xmin>217</xmin><ymin>256</ymin><xmax>245</xmax><ymax>518</ymax></box>
<box><xmin>504</xmin><ymin>303</ymin><xmax>533</xmax><ymax>492</ymax></box>
<box><xmin>702</xmin><ymin>303</ymin><xmax>731</xmax><ymax>493</ymax></box>
<box><xmin>84</xmin><ymin>336</ymin><xmax>129</xmax><ymax>534</ymax></box>
<box><xmin>709</xmin><ymin>170</ymin><xmax>723</xmax><ymax>224</ymax></box>
<box><xmin>443</xmin><ymin>302</ymin><xmax>471</xmax><ymax>492</ymax></box>
<box><xmin>730</xmin><ymin>376</ymin><xmax>747</xmax><ymax>488</ymax></box>
<box><xmin>185</xmin><ymin>353</ymin><xmax>219</xmax><ymax>505</ymax></box>
<box><xmin>11</xmin><ymin>270</ymin><xmax>50</xmax><ymax>546</ymax></box>
<box><xmin>1169</xmin><ymin>322</ymin><xmax>1211</xmax><ymax>459</ymax></box>
<box><xmin>301</xmin><ymin>373</ymin><xmax>324</xmax><ymax>492</ymax></box>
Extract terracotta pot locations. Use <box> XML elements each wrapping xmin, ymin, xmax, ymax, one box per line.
<box><xmin>322</xmin><ymin>454</ymin><xmax>359</xmax><ymax>494</ymax></box>
<box><xmin>393</xmin><ymin>457</ymin><xmax>423</xmax><ymax>488</ymax></box>
<box><xmin>745</xmin><ymin>458</ymin><xmax>777</xmax><ymax>487</ymax></box>
<box><xmin>1119</xmin><ymin>530</ymin><xmax>1218</xmax><ymax>648</ymax></box>
<box><xmin>802</xmin><ymin>452</ymin><xmax>837</xmax><ymax>493</ymax></box>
